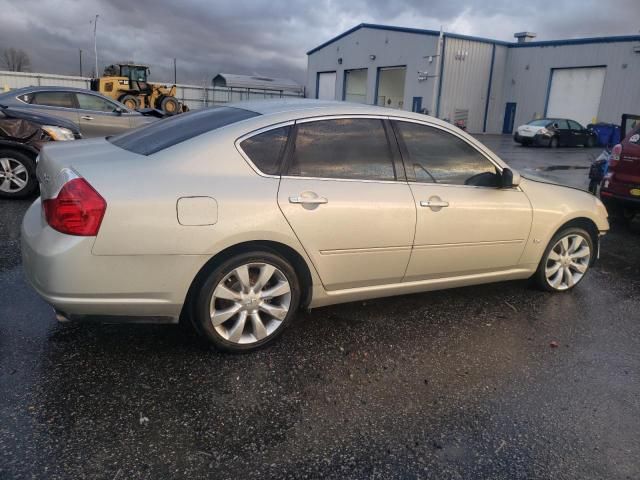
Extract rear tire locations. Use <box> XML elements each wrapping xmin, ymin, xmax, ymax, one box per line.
<box><xmin>586</xmin><ymin>136</ymin><xmax>596</xmax><ymax>148</ymax></box>
<box><xmin>0</xmin><ymin>149</ymin><xmax>38</xmax><ymax>199</ymax></box>
<box><xmin>193</xmin><ymin>251</ymin><xmax>301</xmax><ymax>352</ymax></box>
<box><xmin>533</xmin><ymin>227</ymin><xmax>593</xmax><ymax>292</ymax></box>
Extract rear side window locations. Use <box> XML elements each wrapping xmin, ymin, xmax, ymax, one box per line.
<box><xmin>109</xmin><ymin>107</ymin><xmax>259</xmax><ymax>155</ymax></box>
<box><xmin>555</xmin><ymin>119</ymin><xmax>570</xmax><ymax>129</ymax></box>
<box><xmin>568</xmin><ymin>120</ymin><xmax>583</xmax><ymax>130</ymax></box>
<box><xmin>31</xmin><ymin>92</ymin><xmax>75</xmax><ymax>108</ymax></box>
<box><xmin>240</xmin><ymin>126</ymin><xmax>290</xmax><ymax>175</ymax></box>
<box><xmin>287</xmin><ymin>118</ymin><xmax>395</xmax><ymax>181</ymax></box>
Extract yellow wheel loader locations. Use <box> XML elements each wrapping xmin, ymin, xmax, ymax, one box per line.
<box><xmin>91</xmin><ymin>63</ymin><xmax>187</xmax><ymax>115</ymax></box>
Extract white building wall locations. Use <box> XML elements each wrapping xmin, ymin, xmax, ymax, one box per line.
<box><xmin>501</xmin><ymin>41</ymin><xmax>640</xmax><ymax>129</ymax></box>
<box><xmin>306</xmin><ymin>27</ymin><xmax>440</xmax><ymax>113</ymax></box>
<box><xmin>307</xmin><ymin>26</ymin><xmax>640</xmax><ymax>134</ymax></box>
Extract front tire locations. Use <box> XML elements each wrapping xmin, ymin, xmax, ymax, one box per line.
<box><xmin>193</xmin><ymin>251</ymin><xmax>301</xmax><ymax>352</ymax></box>
<box><xmin>0</xmin><ymin>149</ymin><xmax>37</xmax><ymax>199</ymax></box>
<box><xmin>118</xmin><ymin>94</ymin><xmax>140</xmax><ymax>110</ymax></box>
<box><xmin>549</xmin><ymin>137</ymin><xmax>559</xmax><ymax>148</ymax></box>
<box><xmin>159</xmin><ymin>96</ymin><xmax>180</xmax><ymax>115</ymax></box>
<box><xmin>534</xmin><ymin>227</ymin><xmax>593</xmax><ymax>292</ymax></box>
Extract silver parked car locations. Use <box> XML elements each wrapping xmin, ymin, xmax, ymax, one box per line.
<box><xmin>22</xmin><ymin>100</ymin><xmax>609</xmax><ymax>352</ymax></box>
<box><xmin>0</xmin><ymin>86</ymin><xmax>156</xmax><ymax>138</ymax></box>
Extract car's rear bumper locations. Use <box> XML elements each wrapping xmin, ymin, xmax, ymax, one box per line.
<box><xmin>21</xmin><ymin>199</ymin><xmax>208</xmax><ymax>322</ymax></box>
<box><xmin>600</xmin><ymin>190</ymin><xmax>640</xmax><ymax>209</ymax></box>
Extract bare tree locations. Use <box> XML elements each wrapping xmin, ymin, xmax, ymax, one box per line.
<box><xmin>1</xmin><ymin>48</ymin><xmax>31</xmax><ymax>72</ymax></box>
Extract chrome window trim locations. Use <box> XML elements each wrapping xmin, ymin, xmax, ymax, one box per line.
<box><xmin>235</xmin><ymin>113</ymin><xmax>520</xmax><ymax>190</ymax></box>
<box><xmin>234</xmin><ymin>121</ymin><xmax>294</xmax><ymax>179</ymax></box>
<box><xmin>280</xmin><ymin>175</ymin><xmax>407</xmax><ymax>185</ymax></box>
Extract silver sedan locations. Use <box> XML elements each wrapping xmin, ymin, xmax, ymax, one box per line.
<box><xmin>21</xmin><ymin>100</ymin><xmax>609</xmax><ymax>352</ymax></box>
<box><xmin>0</xmin><ymin>86</ymin><xmax>155</xmax><ymax>138</ymax></box>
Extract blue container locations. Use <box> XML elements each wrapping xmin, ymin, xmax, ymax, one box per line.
<box><xmin>590</xmin><ymin>123</ymin><xmax>620</xmax><ymax>147</ymax></box>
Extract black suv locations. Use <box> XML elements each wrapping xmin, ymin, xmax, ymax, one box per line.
<box><xmin>0</xmin><ymin>104</ymin><xmax>81</xmax><ymax>199</ymax></box>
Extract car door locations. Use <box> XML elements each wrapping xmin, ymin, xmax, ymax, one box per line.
<box><xmin>392</xmin><ymin>120</ymin><xmax>532</xmax><ymax>281</ymax></box>
<box><xmin>277</xmin><ymin>117</ymin><xmax>416</xmax><ymax>291</ymax></box>
<box><xmin>74</xmin><ymin>92</ymin><xmax>134</xmax><ymax>138</ymax></box>
<box><xmin>568</xmin><ymin>120</ymin><xmax>587</xmax><ymax>146</ymax></box>
<box><xmin>22</xmin><ymin>91</ymin><xmax>80</xmax><ymax>126</ymax></box>
<box><xmin>554</xmin><ymin>119</ymin><xmax>573</xmax><ymax>146</ymax></box>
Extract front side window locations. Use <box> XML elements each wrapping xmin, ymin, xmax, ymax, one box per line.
<box><xmin>240</xmin><ymin>126</ymin><xmax>291</xmax><ymax>175</ymax></box>
<box><xmin>31</xmin><ymin>91</ymin><xmax>75</xmax><ymax>108</ymax></box>
<box><xmin>395</xmin><ymin>121</ymin><xmax>499</xmax><ymax>187</ymax></box>
<box><xmin>76</xmin><ymin>93</ymin><xmax>118</xmax><ymax>112</ymax></box>
<box><xmin>288</xmin><ymin>118</ymin><xmax>395</xmax><ymax>181</ymax></box>
<box><xmin>554</xmin><ymin>119</ymin><xmax>570</xmax><ymax>130</ymax></box>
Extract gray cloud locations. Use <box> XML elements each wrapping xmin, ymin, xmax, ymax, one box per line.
<box><xmin>0</xmin><ymin>0</ymin><xmax>638</xmax><ymax>86</ymax></box>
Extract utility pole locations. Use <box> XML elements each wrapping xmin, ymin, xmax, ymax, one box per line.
<box><xmin>92</xmin><ymin>14</ymin><xmax>99</xmax><ymax>77</ymax></box>
<box><xmin>173</xmin><ymin>58</ymin><xmax>177</xmax><ymax>85</ymax></box>
<box><xmin>79</xmin><ymin>49</ymin><xmax>83</xmax><ymax>77</ymax></box>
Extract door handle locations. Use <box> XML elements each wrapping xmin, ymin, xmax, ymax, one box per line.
<box><xmin>81</xmin><ymin>115</ymin><xmax>94</xmax><ymax>121</ymax></box>
<box><xmin>289</xmin><ymin>195</ymin><xmax>328</xmax><ymax>205</ymax></box>
<box><xmin>420</xmin><ymin>200</ymin><xmax>449</xmax><ymax>208</ymax></box>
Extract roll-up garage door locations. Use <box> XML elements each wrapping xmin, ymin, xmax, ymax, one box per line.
<box><xmin>317</xmin><ymin>72</ymin><xmax>337</xmax><ymax>100</ymax></box>
<box><xmin>546</xmin><ymin>67</ymin><xmax>606</xmax><ymax>127</ymax></box>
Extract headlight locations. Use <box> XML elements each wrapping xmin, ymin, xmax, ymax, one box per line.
<box><xmin>42</xmin><ymin>125</ymin><xmax>76</xmax><ymax>141</ymax></box>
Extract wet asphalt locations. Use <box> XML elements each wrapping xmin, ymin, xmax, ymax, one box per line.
<box><xmin>1</xmin><ymin>136</ymin><xmax>639</xmax><ymax>479</ymax></box>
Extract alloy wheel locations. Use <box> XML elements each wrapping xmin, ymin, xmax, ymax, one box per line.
<box><xmin>0</xmin><ymin>157</ymin><xmax>29</xmax><ymax>193</ymax></box>
<box><xmin>544</xmin><ymin>234</ymin><xmax>591</xmax><ymax>290</ymax></box>
<box><xmin>209</xmin><ymin>262</ymin><xmax>291</xmax><ymax>344</ymax></box>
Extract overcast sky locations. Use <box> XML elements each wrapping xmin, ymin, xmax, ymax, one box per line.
<box><xmin>1</xmin><ymin>0</ymin><xmax>639</xmax><ymax>85</ymax></box>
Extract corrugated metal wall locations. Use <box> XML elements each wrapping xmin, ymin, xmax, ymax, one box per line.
<box><xmin>502</xmin><ymin>41</ymin><xmax>640</xmax><ymax>128</ymax></box>
<box><xmin>438</xmin><ymin>37</ymin><xmax>494</xmax><ymax>133</ymax></box>
<box><xmin>0</xmin><ymin>71</ymin><xmax>303</xmax><ymax>110</ymax></box>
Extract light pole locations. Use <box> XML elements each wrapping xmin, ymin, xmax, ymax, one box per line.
<box><xmin>92</xmin><ymin>14</ymin><xmax>99</xmax><ymax>77</ymax></box>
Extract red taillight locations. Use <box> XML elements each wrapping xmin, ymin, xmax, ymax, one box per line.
<box><xmin>609</xmin><ymin>143</ymin><xmax>622</xmax><ymax>170</ymax></box>
<box><xmin>43</xmin><ymin>178</ymin><xmax>106</xmax><ymax>236</ymax></box>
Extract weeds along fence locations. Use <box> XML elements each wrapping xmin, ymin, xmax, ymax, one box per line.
<box><xmin>0</xmin><ymin>71</ymin><xmax>304</xmax><ymax>110</ymax></box>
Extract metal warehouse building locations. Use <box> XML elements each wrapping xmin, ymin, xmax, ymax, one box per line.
<box><xmin>306</xmin><ymin>24</ymin><xmax>640</xmax><ymax>134</ymax></box>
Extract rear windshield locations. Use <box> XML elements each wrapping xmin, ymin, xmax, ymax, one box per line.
<box><xmin>109</xmin><ymin>106</ymin><xmax>259</xmax><ymax>155</ymax></box>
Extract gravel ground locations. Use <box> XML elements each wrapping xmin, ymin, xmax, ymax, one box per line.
<box><xmin>0</xmin><ymin>136</ymin><xmax>638</xmax><ymax>479</ymax></box>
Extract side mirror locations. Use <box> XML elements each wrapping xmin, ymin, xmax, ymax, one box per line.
<box><xmin>115</xmin><ymin>107</ymin><xmax>123</xmax><ymax>115</ymax></box>
<box><xmin>501</xmin><ymin>168</ymin><xmax>520</xmax><ymax>188</ymax></box>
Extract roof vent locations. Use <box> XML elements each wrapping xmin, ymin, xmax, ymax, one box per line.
<box><xmin>514</xmin><ymin>32</ymin><xmax>537</xmax><ymax>43</ymax></box>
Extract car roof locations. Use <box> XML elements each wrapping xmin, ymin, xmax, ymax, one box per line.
<box><xmin>1</xmin><ymin>86</ymin><xmax>100</xmax><ymax>95</ymax></box>
<box><xmin>226</xmin><ymin>98</ymin><xmax>455</xmax><ymax>126</ymax></box>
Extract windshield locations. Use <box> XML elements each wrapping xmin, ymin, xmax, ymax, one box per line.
<box><xmin>527</xmin><ymin>119</ymin><xmax>552</xmax><ymax>127</ymax></box>
<box><xmin>121</xmin><ymin>66</ymin><xmax>148</xmax><ymax>82</ymax></box>
<box><xmin>108</xmin><ymin>106</ymin><xmax>259</xmax><ymax>155</ymax></box>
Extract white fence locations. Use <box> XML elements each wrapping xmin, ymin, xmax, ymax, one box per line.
<box><xmin>0</xmin><ymin>71</ymin><xmax>304</xmax><ymax>110</ymax></box>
